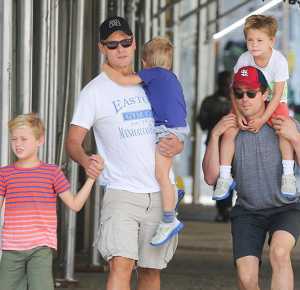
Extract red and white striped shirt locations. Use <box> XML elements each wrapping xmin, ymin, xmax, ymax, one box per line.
<box><xmin>0</xmin><ymin>162</ymin><xmax>70</xmax><ymax>250</ymax></box>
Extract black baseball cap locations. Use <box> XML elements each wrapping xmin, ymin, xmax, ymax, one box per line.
<box><xmin>99</xmin><ymin>16</ymin><xmax>133</xmax><ymax>42</ymax></box>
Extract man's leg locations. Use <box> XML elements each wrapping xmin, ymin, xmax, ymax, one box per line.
<box><xmin>236</xmin><ymin>256</ymin><xmax>260</xmax><ymax>290</ymax></box>
<box><xmin>107</xmin><ymin>256</ymin><xmax>135</xmax><ymax>290</ymax></box>
<box><xmin>269</xmin><ymin>230</ymin><xmax>295</xmax><ymax>290</ymax></box>
<box><xmin>137</xmin><ymin>267</ymin><xmax>160</xmax><ymax>290</ymax></box>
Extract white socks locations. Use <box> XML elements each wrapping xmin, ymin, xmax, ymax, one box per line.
<box><xmin>220</xmin><ymin>161</ymin><xmax>294</xmax><ymax>179</ymax></box>
<box><xmin>282</xmin><ymin>160</ymin><xmax>294</xmax><ymax>176</ymax></box>
<box><xmin>219</xmin><ymin>165</ymin><xmax>232</xmax><ymax>179</ymax></box>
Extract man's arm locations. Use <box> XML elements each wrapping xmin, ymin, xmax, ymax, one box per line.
<box><xmin>272</xmin><ymin>116</ymin><xmax>300</xmax><ymax>164</ymax></box>
<box><xmin>202</xmin><ymin>113</ymin><xmax>237</xmax><ymax>185</ymax></box>
<box><xmin>66</xmin><ymin>125</ymin><xmax>103</xmax><ymax>179</ymax></box>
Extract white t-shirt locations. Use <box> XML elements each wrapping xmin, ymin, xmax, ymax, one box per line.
<box><xmin>71</xmin><ymin>73</ymin><xmax>165</xmax><ymax>193</ymax></box>
<box><xmin>234</xmin><ymin>49</ymin><xmax>289</xmax><ymax>102</ymax></box>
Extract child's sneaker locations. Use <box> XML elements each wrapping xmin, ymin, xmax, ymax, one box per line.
<box><xmin>281</xmin><ymin>174</ymin><xmax>297</xmax><ymax>198</ymax></box>
<box><xmin>175</xmin><ymin>189</ymin><xmax>185</xmax><ymax>211</ymax></box>
<box><xmin>150</xmin><ymin>217</ymin><xmax>184</xmax><ymax>246</ymax></box>
<box><xmin>213</xmin><ymin>177</ymin><xmax>235</xmax><ymax>201</ymax></box>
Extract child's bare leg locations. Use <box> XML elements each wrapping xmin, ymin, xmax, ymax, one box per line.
<box><xmin>279</xmin><ymin>136</ymin><xmax>296</xmax><ymax>197</ymax></box>
<box><xmin>213</xmin><ymin>127</ymin><xmax>239</xmax><ymax>200</ymax></box>
<box><xmin>155</xmin><ymin>148</ymin><xmax>175</xmax><ymax>213</ymax></box>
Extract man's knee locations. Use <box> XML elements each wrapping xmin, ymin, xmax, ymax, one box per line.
<box><xmin>269</xmin><ymin>245</ymin><xmax>291</xmax><ymax>267</ymax></box>
<box><xmin>108</xmin><ymin>256</ymin><xmax>135</xmax><ymax>277</ymax></box>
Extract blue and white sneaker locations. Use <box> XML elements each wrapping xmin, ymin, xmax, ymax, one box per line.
<box><xmin>281</xmin><ymin>174</ymin><xmax>297</xmax><ymax>199</ymax></box>
<box><xmin>150</xmin><ymin>217</ymin><xmax>184</xmax><ymax>246</ymax></box>
<box><xmin>212</xmin><ymin>177</ymin><xmax>235</xmax><ymax>201</ymax></box>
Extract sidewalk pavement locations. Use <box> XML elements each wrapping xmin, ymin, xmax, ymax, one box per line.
<box><xmin>56</xmin><ymin>204</ymin><xmax>300</xmax><ymax>290</ymax></box>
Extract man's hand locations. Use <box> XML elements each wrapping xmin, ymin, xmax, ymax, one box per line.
<box><xmin>211</xmin><ymin>113</ymin><xmax>238</xmax><ymax>139</ymax></box>
<box><xmin>272</xmin><ymin>116</ymin><xmax>300</xmax><ymax>143</ymax></box>
<box><xmin>83</xmin><ymin>154</ymin><xmax>104</xmax><ymax>180</ymax></box>
<box><xmin>158</xmin><ymin>134</ymin><xmax>183</xmax><ymax>157</ymax></box>
<box><xmin>248</xmin><ymin>117</ymin><xmax>265</xmax><ymax>133</ymax></box>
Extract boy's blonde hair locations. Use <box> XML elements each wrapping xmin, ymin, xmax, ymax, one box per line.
<box><xmin>142</xmin><ymin>37</ymin><xmax>173</xmax><ymax>68</ymax></box>
<box><xmin>8</xmin><ymin>113</ymin><xmax>45</xmax><ymax>140</ymax></box>
<box><xmin>244</xmin><ymin>15</ymin><xmax>278</xmax><ymax>38</ymax></box>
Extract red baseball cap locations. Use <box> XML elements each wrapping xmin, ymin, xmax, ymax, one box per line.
<box><xmin>233</xmin><ymin>66</ymin><xmax>269</xmax><ymax>90</ymax></box>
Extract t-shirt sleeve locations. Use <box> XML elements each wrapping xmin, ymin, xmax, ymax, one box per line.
<box><xmin>71</xmin><ymin>87</ymin><xmax>97</xmax><ymax>130</ymax></box>
<box><xmin>0</xmin><ymin>173</ymin><xmax>5</xmax><ymax>197</ymax></box>
<box><xmin>54</xmin><ymin>167</ymin><xmax>70</xmax><ymax>194</ymax></box>
<box><xmin>137</xmin><ymin>68</ymin><xmax>157</xmax><ymax>85</ymax></box>
<box><xmin>273</xmin><ymin>53</ymin><xmax>289</xmax><ymax>82</ymax></box>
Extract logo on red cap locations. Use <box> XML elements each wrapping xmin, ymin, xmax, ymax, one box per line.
<box><xmin>240</xmin><ymin>69</ymin><xmax>248</xmax><ymax>77</ymax></box>
<box><xmin>233</xmin><ymin>66</ymin><xmax>268</xmax><ymax>90</ymax></box>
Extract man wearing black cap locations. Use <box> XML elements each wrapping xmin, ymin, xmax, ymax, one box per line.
<box><xmin>203</xmin><ymin>66</ymin><xmax>300</xmax><ymax>290</ymax></box>
<box><xmin>66</xmin><ymin>16</ymin><xmax>182</xmax><ymax>290</ymax></box>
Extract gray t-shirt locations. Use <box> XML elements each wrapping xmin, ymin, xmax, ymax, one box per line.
<box><xmin>233</xmin><ymin>123</ymin><xmax>300</xmax><ymax>210</ymax></box>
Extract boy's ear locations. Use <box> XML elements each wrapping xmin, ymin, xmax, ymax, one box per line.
<box><xmin>270</xmin><ymin>37</ymin><xmax>275</xmax><ymax>48</ymax></box>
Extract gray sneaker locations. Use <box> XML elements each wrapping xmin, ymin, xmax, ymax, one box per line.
<box><xmin>281</xmin><ymin>174</ymin><xmax>297</xmax><ymax>199</ymax></box>
<box><xmin>150</xmin><ymin>218</ymin><xmax>184</xmax><ymax>246</ymax></box>
<box><xmin>213</xmin><ymin>177</ymin><xmax>235</xmax><ymax>201</ymax></box>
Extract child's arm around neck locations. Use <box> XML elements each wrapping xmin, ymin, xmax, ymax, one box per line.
<box><xmin>102</xmin><ymin>63</ymin><xmax>142</xmax><ymax>86</ymax></box>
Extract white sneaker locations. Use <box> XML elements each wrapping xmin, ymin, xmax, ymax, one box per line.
<box><xmin>150</xmin><ymin>218</ymin><xmax>184</xmax><ymax>246</ymax></box>
<box><xmin>212</xmin><ymin>177</ymin><xmax>235</xmax><ymax>201</ymax></box>
<box><xmin>281</xmin><ymin>174</ymin><xmax>297</xmax><ymax>199</ymax></box>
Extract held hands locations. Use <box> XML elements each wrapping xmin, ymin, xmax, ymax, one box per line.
<box><xmin>237</xmin><ymin>113</ymin><xmax>248</xmax><ymax>131</ymax></box>
<box><xmin>84</xmin><ymin>154</ymin><xmax>104</xmax><ymax>180</ymax></box>
<box><xmin>247</xmin><ymin>117</ymin><xmax>266</xmax><ymax>133</ymax></box>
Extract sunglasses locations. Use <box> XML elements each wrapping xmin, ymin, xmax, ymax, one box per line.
<box><xmin>101</xmin><ymin>37</ymin><xmax>133</xmax><ymax>50</ymax></box>
<box><xmin>233</xmin><ymin>88</ymin><xmax>261</xmax><ymax>99</ymax></box>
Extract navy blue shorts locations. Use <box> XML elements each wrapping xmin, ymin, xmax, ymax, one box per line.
<box><xmin>230</xmin><ymin>204</ymin><xmax>300</xmax><ymax>261</ymax></box>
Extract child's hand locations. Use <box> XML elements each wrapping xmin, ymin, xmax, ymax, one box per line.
<box><xmin>85</xmin><ymin>154</ymin><xmax>104</xmax><ymax>180</ymax></box>
<box><xmin>248</xmin><ymin>117</ymin><xmax>265</xmax><ymax>133</ymax></box>
<box><xmin>237</xmin><ymin>114</ymin><xmax>248</xmax><ymax>130</ymax></box>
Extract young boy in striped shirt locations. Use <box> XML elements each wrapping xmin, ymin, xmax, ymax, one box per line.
<box><xmin>0</xmin><ymin>113</ymin><xmax>103</xmax><ymax>290</ymax></box>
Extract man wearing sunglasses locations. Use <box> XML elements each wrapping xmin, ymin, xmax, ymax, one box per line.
<box><xmin>203</xmin><ymin>66</ymin><xmax>300</xmax><ymax>290</ymax></box>
<box><xmin>66</xmin><ymin>16</ymin><xmax>182</xmax><ymax>290</ymax></box>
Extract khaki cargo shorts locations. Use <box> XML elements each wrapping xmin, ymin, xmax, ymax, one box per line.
<box><xmin>94</xmin><ymin>188</ymin><xmax>178</xmax><ymax>269</ymax></box>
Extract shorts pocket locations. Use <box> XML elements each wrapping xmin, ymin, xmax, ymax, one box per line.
<box><xmin>95</xmin><ymin>215</ymin><xmax>114</xmax><ymax>261</ymax></box>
